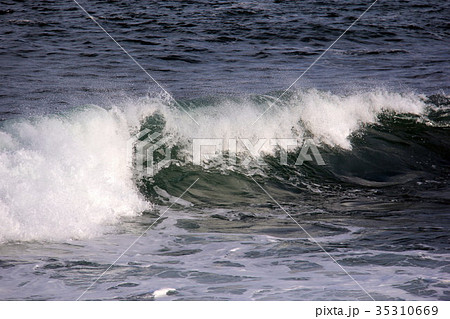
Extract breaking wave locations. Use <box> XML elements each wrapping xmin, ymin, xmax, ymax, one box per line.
<box><xmin>0</xmin><ymin>89</ymin><xmax>448</xmax><ymax>242</ymax></box>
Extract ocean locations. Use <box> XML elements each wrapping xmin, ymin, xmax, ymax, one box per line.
<box><xmin>0</xmin><ymin>0</ymin><xmax>449</xmax><ymax>300</ymax></box>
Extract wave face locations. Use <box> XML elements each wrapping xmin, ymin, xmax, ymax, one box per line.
<box><xmin>0</xmin><ymin>89</ymin><xmax>449</xmax><ymax>242</ymax></box>
<box><xmin>138</xmin><ymin>90</ymin><xmax>449</xmax><ymax>207</ymax></box>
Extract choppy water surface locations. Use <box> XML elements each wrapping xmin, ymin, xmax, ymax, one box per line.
<box><xmin>0</xmin><ymin>0</ymin><xmax>449</xmax><ymax>300</ymax></box>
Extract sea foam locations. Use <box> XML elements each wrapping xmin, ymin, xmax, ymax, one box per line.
<box><xmin>0</xmin><ymin>105</ymin><xmax>151</xmax><ymax>242</ymax></box>
<box><xmin>159</xmin><ymin>89</ymin><xmax>426</xmax><ymax>151</ymax></box>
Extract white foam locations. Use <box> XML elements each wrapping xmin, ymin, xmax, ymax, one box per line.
<box><xmin>152</xmin><ymin>288</ymin><xmax>176</xmax><ymax>299</ymax></box>
<box><xmin>296</xmin><ymin>89</ymin><xmax>425</xmax><ymax>149</ymax></box>
<box><xmin>0</xmin><ymin>106</ymin><xmax>150</xmax><ymax>242</ymax></box>
<box><xmin>161</xmin><ymin>89</ymin><xmax>426</xmax><ymax>151</ymax></box>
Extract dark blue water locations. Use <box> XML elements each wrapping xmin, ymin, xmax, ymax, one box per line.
<box><xmin>1</xmin><ymin>0</ymin><xmax>449</xmax><ymax>119</ymax></box>
<box><xmin>0</xmin><ymin>0</ymin><xmax>449</xmax><ymax>301</ymax></box>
